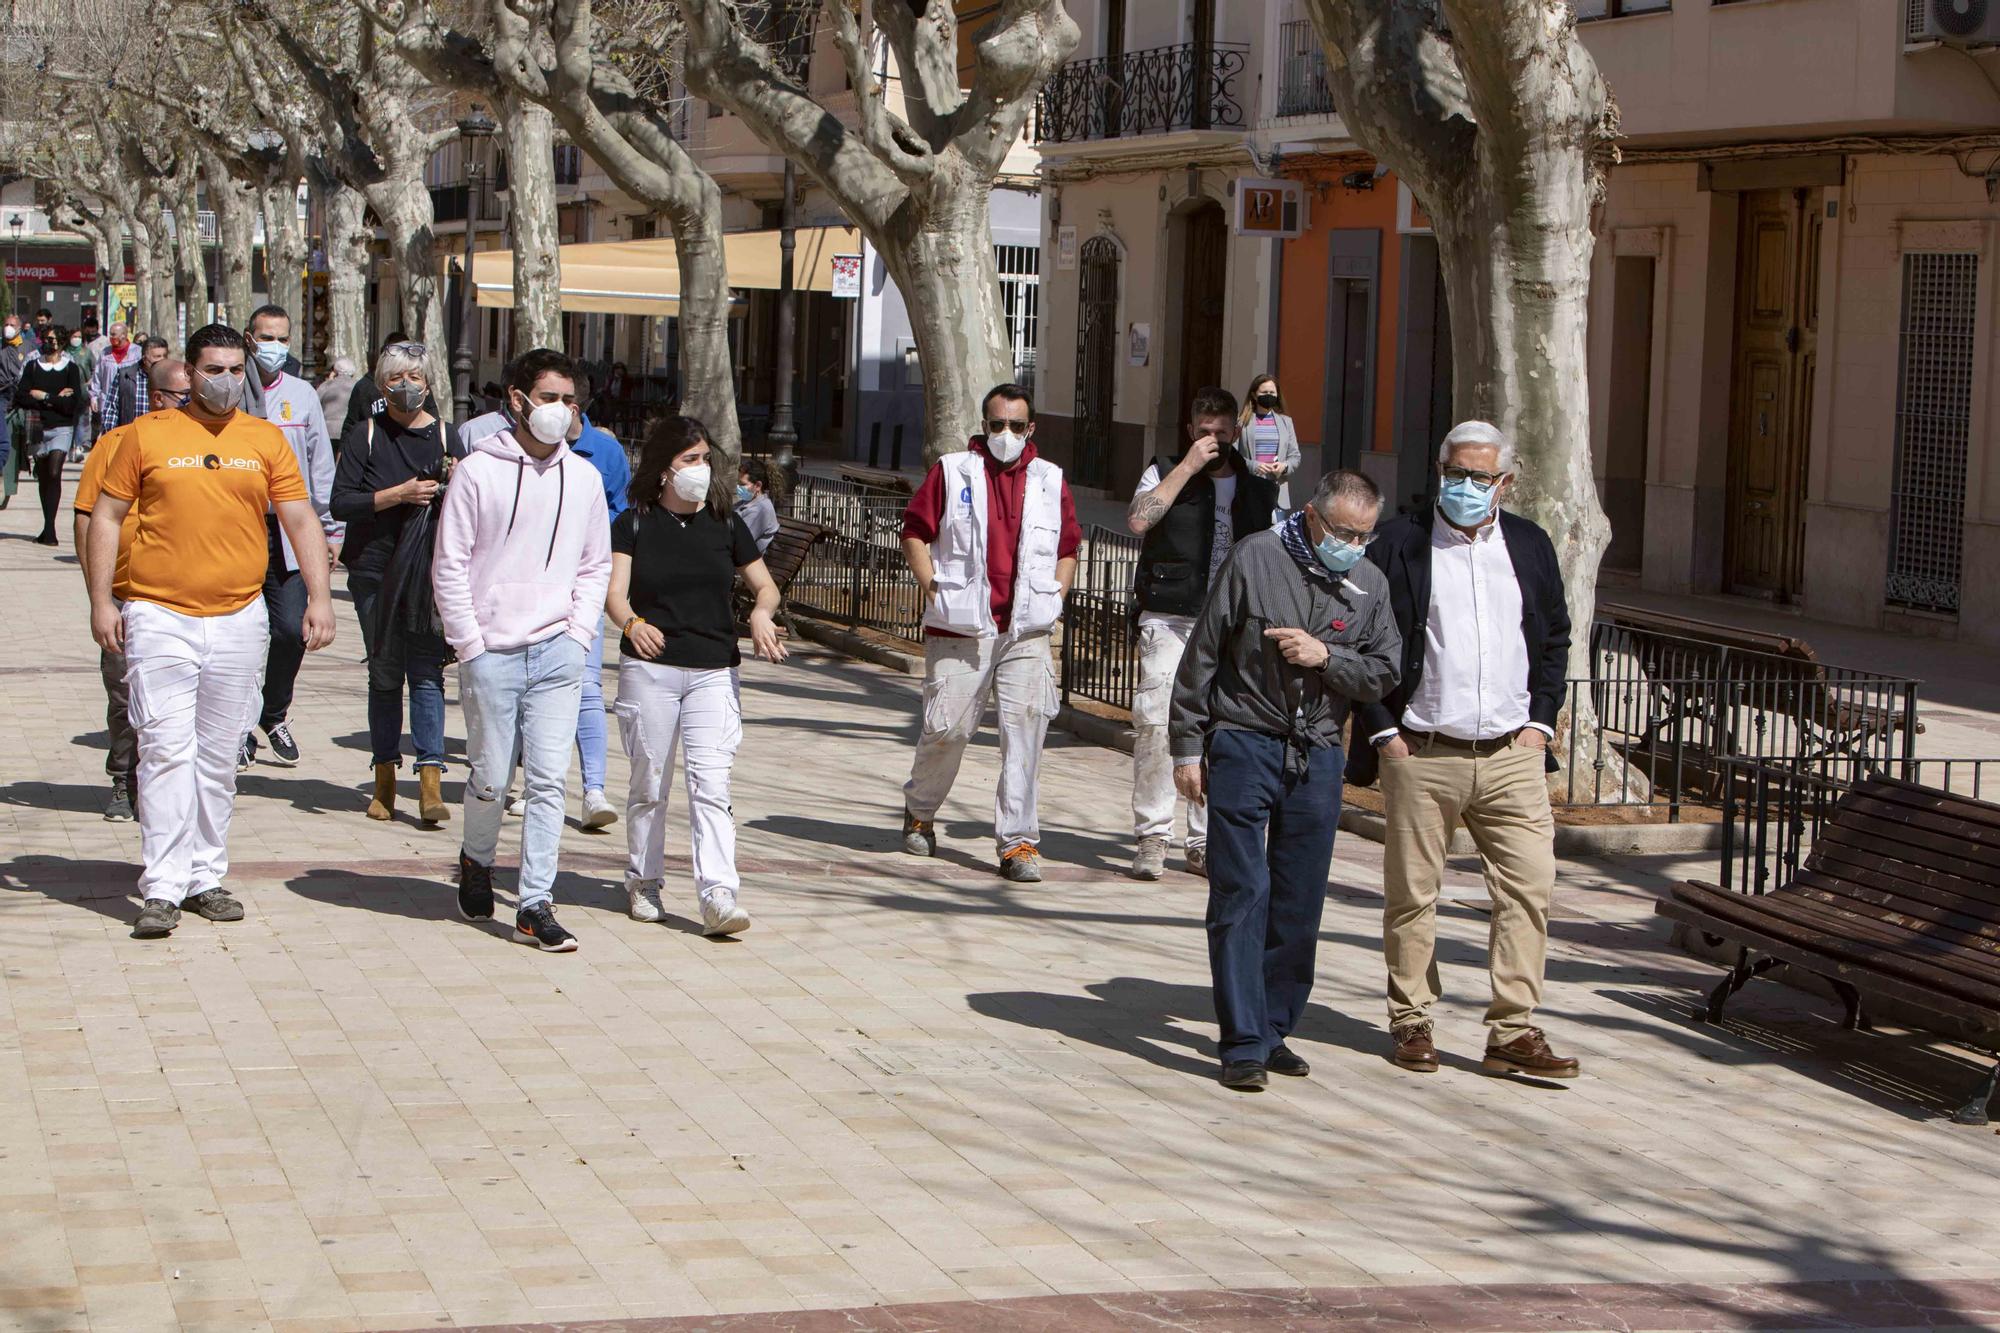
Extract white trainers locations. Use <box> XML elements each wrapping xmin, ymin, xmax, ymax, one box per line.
<box><xmin>700</xmin><ymin>890</ymin><xmax>752</xmax><ymax>938</ymax></box>
<box><xmin>582</xmin><ymin>788</ymin><xmax>618</xmax><ymax>830</ymax></box>
<box><xmin>1132</xmin><ymin>835</ymin><xmax>1168</xmax><ymax>881</ymax></box>
<box><xmin>626</xmin><ymin>878</ymin><xmax>666</xmax><ymax>923</ymax></box>
<box><xmin>504</xmin><ymin>791</ymin><xmax>523</xmax><ymax>817</ymax></box>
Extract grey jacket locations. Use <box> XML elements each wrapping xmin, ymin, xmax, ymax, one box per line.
<box><xmin>1168</xmin><ymin>527</ymin><xmax>1401</xmax><ymax>761</ymax></box>
<box><xmin>1236</xmin><ymin>411</ymin><xmax>1302</xmax><ymax>509</ymax></box>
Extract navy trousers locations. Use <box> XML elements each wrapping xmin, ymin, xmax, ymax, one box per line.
<box><xmin>1204</xmin><ymin>729</ymin><xmax>1345</xmax><ymax>1065</ymax></box>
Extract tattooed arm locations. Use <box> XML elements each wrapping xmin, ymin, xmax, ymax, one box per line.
<box><xmin>1126</xmin><ymin>434</ymin><xmax>1221</xmax><ymax>535</ymax></box>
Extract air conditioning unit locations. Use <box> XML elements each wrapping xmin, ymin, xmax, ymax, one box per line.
<box><xmin>1908</xmin><ymin>0</ymin><xmax>2000</xmax><ymax>46</ymax></box>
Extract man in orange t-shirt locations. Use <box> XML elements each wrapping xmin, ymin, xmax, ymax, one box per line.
<box><xmin>72</xmin><ymin>360</ymin><xmax>191</xmax><ymax>824</ymax></box>
<box><xmin>86</xmin><ymin>326</ymin><xmax>336</xmax><ymax>940</ymax></box>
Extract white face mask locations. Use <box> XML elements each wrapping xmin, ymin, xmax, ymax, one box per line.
<box><xmin>522</xmin><ymin>398</ymin><xmax>571</xmax><ymax>445</ymax></box>
<box><xmin>986</xmin><ymin>428</ymin><xmax>1027</xmax><ymax>464</ymax></box>
<box><xmin>670</xmin><ymin>463</ymin><xmax>712</xmax><ymax>503</ymax></box>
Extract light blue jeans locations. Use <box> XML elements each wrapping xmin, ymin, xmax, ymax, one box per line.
<box><xmin>577</xmin><ymin>622</ymin><xmax>608</xmax><ymax>792</ymax></box>
<box><xmin>459</xmin><ymin>633</ymin><xmax>587</xmax><ymax>910</ymax></box>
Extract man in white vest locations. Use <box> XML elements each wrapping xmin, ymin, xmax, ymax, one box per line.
<box><xmin>899</xmin><ymin>383</ymin><xmax>1082</xmax><ymax>882</ymax></box>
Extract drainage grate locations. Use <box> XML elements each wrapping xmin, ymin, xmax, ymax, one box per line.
<box><xmin>1886</xmin><ymin>250</ymin><xmax>1976</xmax><ymax>615</ymax></box>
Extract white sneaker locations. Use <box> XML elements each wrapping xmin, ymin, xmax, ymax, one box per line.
<box><xmin>504</xmin><ymin>791</ymin><xmax>523</xmax><ymax>817</ymax></box>
<box><xmin>626</xmin><ymin>878</ymin><xmax>666</xmax><ymax>923</ymax></box>
<box><xmin>700</xmin><ymin>890</ymin><xmax>752</xmax><ymax>937</ymax></box>
<box><xmin>582</xmin><ymin>788</ymin><xmax>618</xmax><ymax>830</ymax></box>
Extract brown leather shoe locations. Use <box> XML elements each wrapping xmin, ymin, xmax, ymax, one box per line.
<box><xmin>1482</xmin><ymin>1027</ymin><xmax>1581</xmax><ymax>1079</ymax></box>
<box><xmin>1391</xmin><ymin>1021</ymin><xmax>1439</xmax><ymax>1073</ymax></box>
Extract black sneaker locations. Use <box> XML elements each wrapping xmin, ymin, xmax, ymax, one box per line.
<box><xmin>456</xmin><ymin>852</ymin><xmax>495</xmax><ymax>921</ymax></box>
<box><xmin>236</xmin><ymin>734</ymin><xmax>257</xmax><ymax>772</ymax></box>
<box><xmin>133</xmin><ymin>898</ymin><xmax>180</xmax><ymax>938</ymax></box>
<box><xmin>104</xmin><ymin>778</ymin><xmax>134</xmax><ymax>822</ymax></box>
<box><xmin>184</xmin><ymin>888</ymin><xmax>245</xmax><ymax>922</ymax></box>
<box><xmin>263</xmin><ymin>722</ymin><xmax>301</xmax><ymax>766</ymax></box>
<box><xmin>513</xmin><ymin>903</ymin><xmax>578</xmax><ymax>952</ymax></box>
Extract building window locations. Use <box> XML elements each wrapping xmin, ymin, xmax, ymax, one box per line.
<box><xmin>1573</xmin><ymin>0</ymin><xmax>1669</xmax><ymax>17</ymax></box>
<box><xmin>996</xmin><ymin>243</ymin><xmax>1039</xmax><ymax>394</ymax></box>
<box><xmin>553</xmin><ymin>144</ymin><xmax>582</xmax><ymax>186</ymax></box>
<box><xmin>1886</xmin><ymin>250</ymin><xmax>1977</xmax><ymax>616</ymax></box>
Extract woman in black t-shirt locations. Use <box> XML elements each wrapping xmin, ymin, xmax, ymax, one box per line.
<box><xmin>328</xmin><ymin>343</ymin><xmax>462</xmax><ymax>826</ymax></box>
<box><xmin>606</xmin><ymin>415</ymin><xmax>785</xmax><ymax>937</ymax></box>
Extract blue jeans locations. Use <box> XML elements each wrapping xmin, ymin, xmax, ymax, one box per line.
<box><xmin>258</xmin><ymin>523</ymin><xmax>309</xmax><ymax>731</ymax></box>
<box><xmin>576</xmin><ymin>622</ymin><xmax>607</xmax><ymax>792</ymax></box>
<box><xmin>459</xmin><ymin>634</ymin><xmax>587</xmax><ymax>910</ymax></box>
<box><xmin>1204</xmin><ymin>730</ymin><xmax>1345</xmax><ymax>1065</ymax></box>
<box><xmin>350</xmin><ymin>573</ymin><xmax>448</xmax><ymax>770</ymax></box>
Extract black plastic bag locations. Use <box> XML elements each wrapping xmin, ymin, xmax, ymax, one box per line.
<box><xmin>375</xmin><ymin>499</ymin><xmax>453</xmax><ymax>663</ymax></box>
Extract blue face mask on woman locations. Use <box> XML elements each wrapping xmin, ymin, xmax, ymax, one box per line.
<box><xmin>1438</xmin><ymin>477</ymin><xmax>1497</xmax><ymax>527</ymax></box>
<box><xmin>735</xmin><ymin>485</ymin><xmax>755</xmax><ymax>505</ymax></box>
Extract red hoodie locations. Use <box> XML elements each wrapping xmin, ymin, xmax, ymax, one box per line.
<box><xmin>901</xmin><ymin>437</ymin><xmax>1082</xmax><ymax>635</ymax></box>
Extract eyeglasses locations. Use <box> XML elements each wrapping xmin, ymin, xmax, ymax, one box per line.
<box><xmin>384</xmin><ymin>341</ymin><xmax>427</xmax><ymax>358</ymax></box>
<box><xmin>1441</xmin><ymin>466</ymin><xmax>1507</xmax><ymax>491</ymax></box>
<box><xmin>1327</xmin><ymin>526</ymin><xmax>1380</xmax><ymax>547</ymax></box>
<box><xmin>155</xmin><ymin>389</ymin><xmax>189</xmax><ymax>406</ymax></box>
<box><xmin>985</xmin><ymin>418</ymin><xmax>1029</xmax><ymax>434</ymax></box>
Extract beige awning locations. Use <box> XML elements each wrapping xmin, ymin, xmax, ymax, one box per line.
<box><xmin>471</xmin><ymin>226</ymin><xmax>860</xmax><ymax>316</ymax></box>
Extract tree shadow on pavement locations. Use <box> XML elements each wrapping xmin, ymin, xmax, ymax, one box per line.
<box><xmin>0</xmin><ymin>856</ymin><xmax>139</xmax><ymax>925</ymax></box>
<box><xmin>0</xmin><ymin>780</ymin><xmax>114</xmax><ymax>815</ymax></box>
<box><xmin>236</xmin><ymin>772</ymin><xmax>385</xmax><ymax>816</ymax></box>
<box><xmin>968</xmin><ymin>976</ymin><xmax>1389</xmax><ymax>1081</ymax></box>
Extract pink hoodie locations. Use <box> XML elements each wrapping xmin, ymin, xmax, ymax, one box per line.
<box><xmin>432</xmin><ymin>427</ymin><xmax>611</xmax><ymax>662</ymax></box>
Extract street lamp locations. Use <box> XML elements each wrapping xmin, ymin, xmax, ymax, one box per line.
<box><xmin>8</xmin><ymin>215</ymin><xmax>23</xmax><ymax>321</ymax></box>
<box><xmin>453</xmin><ymin>106</ymin><xmax>498</xmax><ymax>424</ymax></box>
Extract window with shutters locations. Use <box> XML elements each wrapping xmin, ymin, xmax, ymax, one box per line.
<box><xmin>1886</xmin><ymin>250</ymin><xmax>1977</xmax><ymax>615</ymax></box>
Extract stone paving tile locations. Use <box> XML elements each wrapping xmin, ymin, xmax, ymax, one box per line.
<box><xmin>5</xmin><ymin>483</ymin><xmax>2000</xmax><ymax>1331</ymax></box>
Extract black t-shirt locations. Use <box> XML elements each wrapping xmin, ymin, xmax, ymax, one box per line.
<box><xmin>612</xmin><ymin>505</ymin><xmax>761</xmax><ymax>668</ymax></box>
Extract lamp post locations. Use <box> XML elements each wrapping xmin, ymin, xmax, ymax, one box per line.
<box><xmin>767</xmin><ymin>160</ymin><xmax>799</xmax><ymax>481</ymax></box>
<box><xmin>8</xmin><ymin>215</ymin><xmax>23</xmax><ymax>322</ymax></box>
<box><xmin>453</xmin><ymin>107</ymin><xmax>498</xmax><ymax>424</ymax></box>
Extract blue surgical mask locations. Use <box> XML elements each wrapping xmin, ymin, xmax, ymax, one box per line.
<box><xmin>252</xmin><ymin>340</ymin><xmax>289</xmax><ymax>372</ymax></box>
<box><xmin>1438</xmin><ymin>478</ymin><xmax>1497</xmax><ymax>527</ymax></box>
<box><xmin>1314</xmin><ymin>530</ymin><xmax>1365</xmax><ymax>575</ymax></box>
<box><xmin>735</xmin><ymin>485</ymin><xmax>754</xmax><ymax>505</ymax></box>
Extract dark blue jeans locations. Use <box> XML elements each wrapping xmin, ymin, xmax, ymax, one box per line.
<box><xmin>350</xmin><ymin>573</ymin><xmax>448</xmax><ymax>770</ymax></box>
<box><xmin>259</xmin><ymin>523</ymin><xmax>310</xmax><ymax>732</ymax></box>
<box><xmin>1204</xmin><ymin>729</ymin><xmax>1345</xmax><ymax>1065</ymax></box>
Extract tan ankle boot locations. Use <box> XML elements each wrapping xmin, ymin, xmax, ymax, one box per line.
<box><xmin>367</xmin><ymin>762</ymin><xmax>396</xmax><ymax>821</ymax></box>
<box><xmin>418</xmin><ymin>766</ymin><xmax>449</xmax><ymax>825</ymax></box>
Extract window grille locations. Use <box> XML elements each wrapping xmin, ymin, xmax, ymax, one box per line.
<box><xmin>1886</xmin><ymin>250</ymin><xmax>1977</xmax><ymax>615</ymax></box>
<box><xmin>996</xmin><ymin>243</ymin><xmax>1040</xmax><ymax>393</ymax></box>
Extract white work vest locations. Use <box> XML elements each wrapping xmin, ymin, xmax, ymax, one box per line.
<box><xmin>922</xmin><ymin>451</ymin><xmax>1067</xmax><ymax>638</ymax></box>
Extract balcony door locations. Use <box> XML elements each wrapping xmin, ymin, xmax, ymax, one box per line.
<box><xmin>1100</xmin><ymin>0</ymin><xmax>1126</xmax><ymax>137</ymax></box>
<box><xmin>1725</xmin><ymin>187</ymin><xmax>1819</xmax><ymax>599</ymax></box>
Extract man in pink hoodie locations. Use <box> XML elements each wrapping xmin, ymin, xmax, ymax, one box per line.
<box><xmin>432</xmin><ymin>349</ymin><xmax>612</xmax><ymax>952</ymax></box>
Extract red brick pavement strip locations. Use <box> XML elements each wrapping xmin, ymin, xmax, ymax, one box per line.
<box><xmin>384</xmin><ymin>1277</ymin><xmax>2000</xmax><ymax>1332</ymax></box>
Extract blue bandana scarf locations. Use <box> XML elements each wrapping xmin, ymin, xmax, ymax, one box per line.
<box><xmin>1278</xmin><ymin>510</ymin><xmax>1335</xmax><ymax>584</ymax></box>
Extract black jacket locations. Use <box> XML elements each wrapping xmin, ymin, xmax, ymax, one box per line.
<box><xmin>331</xmin><ymin>413</ymin><xmax>464</xmax><ymax>577</ymax></box>
<box><xmin>110</xmin><ymin>361</ymin><xmax>147</xmax><ymax>427</ymax></box>
<box><xmin>1344</xmin><ymin>504</ymin><xmax>1571</xmax><ymax>787</ymax></box>
<box><xmin>1136</xmin><ymin>452</ymin><xmax>1278</xmax><ymax>616</ymax></box>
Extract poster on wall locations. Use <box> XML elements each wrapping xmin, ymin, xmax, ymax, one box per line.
<box><xmin>109</xmin><ymin>284</ymin><xmax>138</xmax><ymax>326</ymax></box>
<box><xmin>831</xmin><ymin>253</ymin><xmax>863</xmax><ymax>299</ymax></box>
<box><xmin>1056</xmin><ymin>226</ymin><xmax>1078</xmax><ymax>271</ymax></box>
<box><xmin>1127</xmin><ymin>322</ymin><xmax>1150</xmax><ymax>367</ymax></box>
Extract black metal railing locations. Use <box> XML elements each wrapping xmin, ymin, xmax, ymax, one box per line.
<box><xmin>1036</xmin><ymin>41</ymin><xmax>1250</xmax><ymax>143</ymax></box>
<box><xmin>1277</xmin><ymin>21</ymin><xmax>1336</xmax><ymax>118</ymax></box>
<box><xmin>785</xmin><ymin>476</ymin><xmax>925</xmax><ymax>642</ymax></box>
<box><xmin>1061</xmin><ymin>526</ymin><xmax>1143</xmax><ymax>712</ymax></box>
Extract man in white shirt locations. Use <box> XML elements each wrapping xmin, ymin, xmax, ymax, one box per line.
<box><xmin>1124</xmin><ymin>387</ymin><xmax>1276</xmax><ymax>880</ymax></box>
<box><xmin>1346</xmin><ymin>421</ymin><xmax>1579</xmax><ymax>1080</ymax></box>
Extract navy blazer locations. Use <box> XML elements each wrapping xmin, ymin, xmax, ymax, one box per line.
<box><xmin>1344</xmin><ymin>504</ymin><xmax>1571</xmax><ymax>788</ymax></box>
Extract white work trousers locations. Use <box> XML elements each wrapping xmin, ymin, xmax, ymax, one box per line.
<box><xmin>614</xmin><ymin>660</ymin><xmax>743</xmax><ymax>903</ymax></box>
<box><xmin>122</xmin><ymin>598</ymin><xmax>270</xmax><ymax>906</ymax></box>
<box><xmin>1131</xmin><ymin>615</ymin><xmax>1208</xmax><ymax>847</ymax></box>
<box><xmin>904</xmin><ymin>632</ymin><xmax>1057</xmax><ymax>853</ymax></box>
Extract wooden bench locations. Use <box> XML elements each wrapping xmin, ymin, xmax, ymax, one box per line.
<box><xmin>735</xmin><ymin>514</ymin><xmax>830</xmax><ymax>637</ymax></box>
<box><xmin>1657</xmin><ymin>774</ymin><xmax>2000</xmax><ymax>1124</ymax></box>
<box><xmin>837</xmin><ymin>463</ymin><xmax>916</xmax><ymax>496</ymax></box>
<box><xmin>1596</xmin><ymin>602</ymin><xmax>1920</xmax><ymax>776</ymax></box>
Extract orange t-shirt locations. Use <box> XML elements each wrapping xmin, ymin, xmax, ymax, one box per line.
<box><xmin>98</xmin><ymin>408</ymin><xmax>308</xmax><ymax>616</ymax></box>
<box><xmin>73</xmin><ymin>421</ymin><xmax>140</xmax><ymax>590</ymax></box>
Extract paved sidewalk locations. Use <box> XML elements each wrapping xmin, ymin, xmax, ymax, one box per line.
<box><xmin>4</xmin><ymin>469</ymin><xmax>2000</xmax><ymax>1332</ymax></box>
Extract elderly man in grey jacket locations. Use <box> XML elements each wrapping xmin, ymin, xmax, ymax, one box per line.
<box><xmin>1170</xmin><ymin>468</ymin><xmax>1401</xmax><ymax>1091</ymax></box>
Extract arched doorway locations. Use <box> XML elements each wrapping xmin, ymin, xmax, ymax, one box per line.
<box><xmin>1175</xmin><ymin>201</ymin><xmax>1228</xmax><ymax>417</ymax></box>
<box><xmin>1073</xmin><ymin>235</ymin><xmax>1119</xmax><ymax>488</ymax></box>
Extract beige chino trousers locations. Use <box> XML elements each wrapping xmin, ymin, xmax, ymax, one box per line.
<box><xmin>1380</xmin><ymin>733</ymin><xmax>1557</xmax><ymax>1045</ymax></box>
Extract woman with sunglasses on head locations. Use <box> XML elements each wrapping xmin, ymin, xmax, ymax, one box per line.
<box><xmin>1238</xmin><ymin>373</ymin><xmax>1300</xmax><ymax>525</ymax></box>
<box><xmin>606</xmin><ymin>415</ymin><xmax>786</xmax><ymax>937</ymax></box>
<box><xmin>330</xmin><ymin>342</ymin><xmax>463</xmax><ymax>825</ymax></box>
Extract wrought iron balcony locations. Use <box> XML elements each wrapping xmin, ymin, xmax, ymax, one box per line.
<box><xmin>1036</xmin><ymin>40</ymin><xmax>1250</xmax><ymax>144</ymax></box>
<box><xmin>1277</xmin><ymin>21</ymin><xmax>1336</xmax><ymax>118</ymax></box>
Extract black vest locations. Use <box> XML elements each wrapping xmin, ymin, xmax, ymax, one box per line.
<box><xmin>1135</xmin><ymin>454</ymin><xmax>1277</xmax><ymax>616</ymax></box>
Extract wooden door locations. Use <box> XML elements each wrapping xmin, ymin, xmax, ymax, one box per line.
<box><xmin>1073</xmin><ymin>236</ymin><xmax>1119</xmax><ymax>488</ymax></box>
<box><xmin>1726</xmin><ymin>187</ymin><xmax>1820</xmax><ymax>597</ymax></box>
<box><xmin>1176</xmin><ymin>202</ymin><xmax>1228</xmax><ymax>416</ymax></box>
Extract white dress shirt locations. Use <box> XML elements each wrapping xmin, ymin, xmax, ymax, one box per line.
<box><xmin>1381</xmin><ymin>511</ymin><xmax>1551</xmax><ymax>744</ymax></box>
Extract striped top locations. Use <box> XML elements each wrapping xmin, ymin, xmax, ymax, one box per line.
<box><xmin>1250</xmin><ymin>412</ymin><xmax>1281</xmax><ymax>463</ymax></box>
